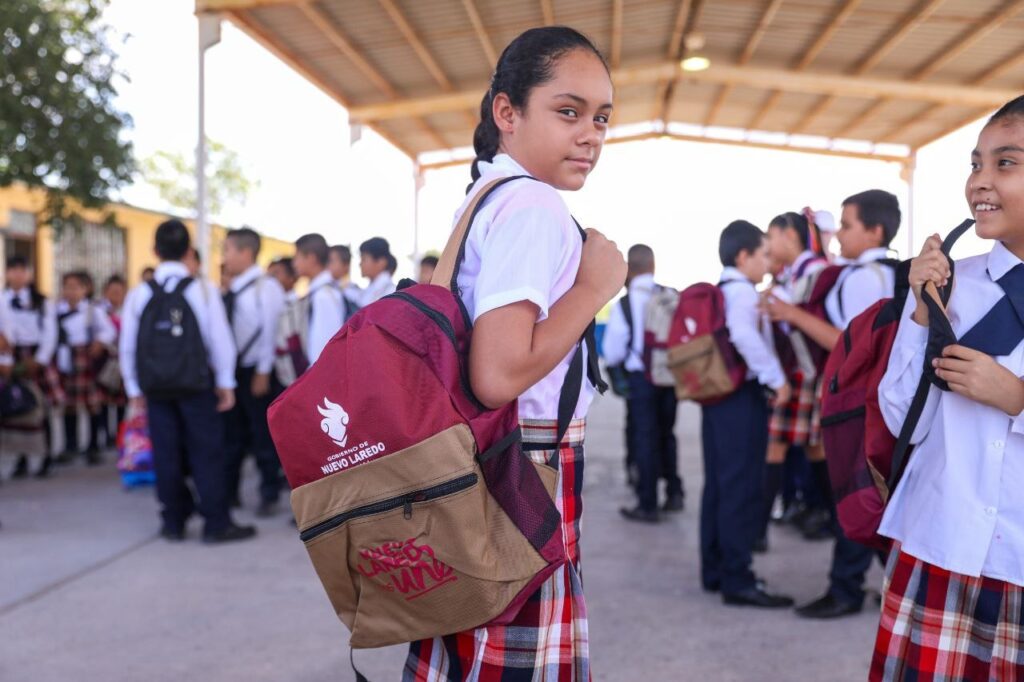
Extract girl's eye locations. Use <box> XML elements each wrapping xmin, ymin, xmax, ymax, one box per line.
<box><xmin>559</xmin><ymin>108</ymin><xmax>578</xmax><ymax>118</ymax></box>
<box><xmin>970</xmin><ymin>161</ymin><xmax>980</xmax><ymax>171</ymax></box>
<box><xmin>999</xmin><ymin>158</ymin><xmax>1016</xmax><ymax>167</ymax></box>
<box><xmin>595</xmin><ymin>114</ymin><xmax>610</xmax><ymax>125</ymax></box>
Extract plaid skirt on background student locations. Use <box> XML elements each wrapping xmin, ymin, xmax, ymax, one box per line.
<box><xmin>404</xmin><ymin>419</ymin><xmax>590</xmax><ymax>682</ymax></box>
<box><xmin>57</xmin><ymin>345</ymin><xmax>102</xmax><ymax>412</ymax></box>
<box><xmin>768</xmin><ymin>371</ymin><xmax>821</xmax><ymax>446</ymax></box>
<box><xmin>871</xmin><ymin>543</ymin><xmax>1024</xmax><ymax>681</ymax></box>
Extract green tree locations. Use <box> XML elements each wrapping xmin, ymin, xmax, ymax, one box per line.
<box><xmin>0</xmin><ymin>0</ymin><xmax>134</xmax><ymax>231</ymax></box>
<box><xmin>140</xmin><ymin>140</ymin><xmax>257</xmax><ymax>218</ymax></box>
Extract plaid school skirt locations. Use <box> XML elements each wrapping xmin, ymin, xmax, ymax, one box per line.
<box><xmin>768</xmin><ymin>371</ymin><xmax>822</xmax><ymax>446</ymax></box>
<box><xmin>57</xmin><ymin>345</ymin><xmax>102</xmax><ymax>411</ymax></box>
<box><xmin>404</xmin><ymin>418</ymin><xmax>590</xmax><ymax>682</ymax></box>
<box><xmin>13</xmin><ymin>345</ymin><xmax>63</xmax><ymax>406</ymax></box>
<box><xmin>871</xmin><ymin>543</ymin><xmax>1024</xmax><ymax>681</ymax></box>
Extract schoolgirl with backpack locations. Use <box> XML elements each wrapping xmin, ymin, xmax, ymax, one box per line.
<box><xmin>268</xmin><ymin>26</ymin><xmax>623</xmax><ymax>681</ymax></box>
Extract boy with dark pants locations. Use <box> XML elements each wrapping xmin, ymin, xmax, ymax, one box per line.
<box><xmin>604</xmin><ymin>244</ymin><xmax>684</xmax><ymax>522</ymax></box>
<box><xmin>221</xmin><ymin>228</ymin><xmax>286</xmax><ymax>517</ymax></box>
<box><xmin>120</xmin><ymin>219</ymin><xmax>255</xmax><ymax>544</ymax></box>
<box><xmin>703</xmin><ymin>221</ymin><xmax>794</xmax><ymax>607</ymax></box>
<box><xmin>765</xmin><ymin>190</ymin><xmax>901</xmax><ymax>618</ymax></box>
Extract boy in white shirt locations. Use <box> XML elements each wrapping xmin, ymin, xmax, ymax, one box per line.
<box><xmin>358</xmin><ymin>237</ymin><xmax>397</xmax><ymax>306</ymax></box>
<box><xmin>294</xmin><ymin>233</ymin><xmax>346</xmax><ymax>366</ymax></box>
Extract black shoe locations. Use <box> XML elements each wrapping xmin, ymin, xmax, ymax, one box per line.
<box><xmin>11</xmin><ymin>455</ymin><xmax>29</xmax><ymax>479</ymax></box>
<box><xmin>722</xmin><ymin>585</ymin><xmax>795</xmax><ymax>608</ymax></box>
<box><xmin>794</xmin><ymin>593</ymin><xmax>863</xmax><ymax>619</ymax></box>
<box><xmin>85</xmin><ymin>449</ymin><xmax>102</xmax><ymax>466</ymax></box>
<box><xmin>776</xmin><ymin>502</ymin><xmax>809</xmax><ymax>527</ymax></box>
<box><xmin>661</xmin><ymin>494</ymin><xmax>685</xmax><ymax>513</ymax></box>
<box><xmin>799</xmin><ymin>509</ymin><xmax>834</xmax><ymax>540</ymax></box>
<box><xmin>160</xmin><ymin>526</ymin><xmax>186</xmax><ymax>542</ymax></box>
<box><xmin>203</xmin><ymin>523</ymin><xmax>257</xmax><ymax>544</ymax></box>
<box><xmin>752</xmin><ymin>536</ymin><xmax>768</xmax><ymax>554</ymax></box>
<box><xmin>55</xmin><ymin>450</ymin><xmax>77</xmax><ymax>465</ymax></box>
<box><xmin>256</xmin><ymin>500</ymin><xmax>279</xmax><ymax>518</ymax></box>
<box><xmin>35</xmin><ymin>455</ymin><xmax>53</xmax><ymax>479</ymax></box>
<box><xmin>619</xmin><ymin>506</ymin><xmax>661</xmax><ymax>523</ymax></box>
<box><xmin>702</xmin><ymin>581</ymin><xmax>721</xmax><ymax>593</ymax></box>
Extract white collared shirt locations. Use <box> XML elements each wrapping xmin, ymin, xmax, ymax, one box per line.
<box><xmin>824</xmin><ymin>247</ymin><xmax>896</xmax><ymax>328</ymax></box>
<box><xmin>720</xmin><ymin>267</ymin><xmax>786</xmax><ymax>390</ymax></box>
<box><xmin>228</xmin><ymin>264</ymin><xmax>286</xmax><ymax>373</ymax></box>
<box><xmin>2</xmin><ymin>287</ymin><xmax>57</xmax><ymax>364</ymax></box>
<box><xmin>358</xmin><ymin>271</ymin><xmax>396</xmax><ymax>308</ymax></box>
<box><xmin>55</xmin><ymin>299</ymin><xmax>117</xmax><ymax>374</ymax></box>
<box><xmin>879</xmin><ymin>241</ymin><xmax>1024</xmax><ymax>586</ymax></box>
<box><xmin>119</xmin><ymin>261</ymin><xmax>237</xmax><ymax>399</ymax></box>
<box><xmin>781</xmin><ymin>250</ymin><xmax>828</xmax><ymax>299</ymax></box>
<box><xmin>455</xmin><ymin>153</ymin><xmax>593</xmax><ymax>421</ymax></box>
<box><xmin>602</xmin><ymin>273</ymin><xmax>656</xmax><ymax>373</ymax></box>
<box><xmin>305</xmin><ymin>270</ymin><xmax>346</xmax><ymax>366</ymax></box>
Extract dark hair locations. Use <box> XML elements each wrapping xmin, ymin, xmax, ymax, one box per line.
<box><xmin>769</xmin><ymin>211</ymin><xmax>823</xmax><ymax>256</ymax></box>
<box><xmin>188</xmin><ymin>247</ymin><xmax>202</xmax><ymax>265</ymax></box>
<box><xmin>295</xmin><ymin>233</ymin><xmax>329</xmax><ymax>266</ymax></box>
<box><xmin>842</xmin><ymin>189</ymin><xmax>901</xmax><ymax>247</ymax></box>
<box><xmin>6</xmin><ymin>256</ymin><xmax>28</xmax><ymax>270</ymax></box>
<box><xmin>989</xmin><ymin>95</ymin><xmax>1024</xmax><ymax>126</ymax></box>
<box><xmin>470</xmin><ymin>26</ymin><xmax>608</xmax><ymax>186</ymax></box>
<box><xmin>104</xmin><ymin>274</ymin><xmax>126</xmax><ymax>289</ymax></box>
<box><xmin>360</xmin><ymin>237</ymin><xmax>391</xmax><ymax>261</ymax></box>
<box><xmin>720</xmin><ymin>220</ymin><xmax>766</xmax><ymax>267</ymax></box>
<box><xmin>155</xmin><ymin>219</ymin><xmax>191</xmax><ymax>261</ymax></box>
<box><xmin>61</xmin><ymin>270</ymin><xmax>91</xmax><ymax>288</ymax></box>
<box><xmin>226</xmin><ymin>227</ymin><xmax>261</xmax><ymax>257</ymax></box>
<box><xmin>270</xmin><ymin>256</ymin><xmax>296</xmax><ymax>279</ymax></box>
<box><xmin>330</xmin><ymin>244</ymin><xmax>352</xmax><ymax>265</ymax></box>
<box><xmin>627</xmin><ymin>244</ymin><xmax>654</xmax><ymax>272</ymax></box>
<box><xmin>386</xmin><ymin>254</ymin><xmax>398</xmax><ymax>274</ymax></box>
<box><xmin>420</xmin><ymin>255</ymin><xmax>439</xmax><ymax>269</ymax></box>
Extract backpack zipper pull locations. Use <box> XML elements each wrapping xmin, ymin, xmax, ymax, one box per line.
<box><xmin>403</xmin><ymin>498</ymin><xmax>413</xmax><ymax>519</ymax></box>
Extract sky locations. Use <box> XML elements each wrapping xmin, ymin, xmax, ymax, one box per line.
<box><xmin>105</xmin><ymin>0</ymin><xmax>993</xmax><ymax>287</ymax></box>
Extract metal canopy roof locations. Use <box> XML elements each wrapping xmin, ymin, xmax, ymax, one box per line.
<box><xmin>196</xmin><ymin>0</ymin><xmax>1024</xmax><ymax>167</ymax></box>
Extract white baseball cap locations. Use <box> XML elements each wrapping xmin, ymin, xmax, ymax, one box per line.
<box><xmin>813</xmin><ymin>210</ymin><xmax>837</xmax><ymax>234</ymax></box>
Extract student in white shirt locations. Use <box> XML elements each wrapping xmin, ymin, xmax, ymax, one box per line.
<box><xmin>357</xmin><ymin>237</ymin><xmax>396</xmax><ymax>306</ymax></box>
<box><xmin>871</xmin><ymin>96</ymin><xmax>1024</xmax><ymax>681</ymax></box>
<box><xmin>328</xmin><ymin>244</ymin><xmax>362</xmax><ymax>306</ymax></box>
<box><xmin>406</xmin><ymin>26</ymin><xmax>623</xmax><ymax>680</ymax></box>
<box><xmin>294</xmin><ymin>233</ymin><xmax>346</xmax><ymax>366</ymax></box>
<box><xmin>220</xmin><ymin>228</ymin><xmax>287</xmax><ymax>517</ymax></box>
<box><xmin>602</xmin><ymin>244</ymin><xmax>684</xmax><ymax>522</ymax></box>
<box><xmin>120</xmin><ymin>219</ymin><xmax>255</xmax><ymax>545</ymax></box>
<box><xmin>267</xmin><ymin>257</ymin><xmax>304</xmax><ymax>388</ymax></box>
<box><xmin>700</xmin><ymin>220</ymin><xmax>793</xmax><ymax>609</ymax></box>
<box><xmin>54</xmin><ymin>271</ymin><xmax>117</xmax><ymax>465</ymax></box>
<box><xmin>770</xmin><ymin>190</ymin><xmax>902</xmax><ymax>620</ymax></box>
<box><xmin>3</xmin><ymin>256</ymin><xmax>59</xmax><ymax>478</ymax></box>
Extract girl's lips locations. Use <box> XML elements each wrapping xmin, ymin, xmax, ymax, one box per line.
<box><xmin>567</xmin><ymin>158</ymin><xmax>593</xmax><ymax>170</ymax></box>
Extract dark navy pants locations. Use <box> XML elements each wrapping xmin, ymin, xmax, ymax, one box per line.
<box><xmin>829</xmin><ymin>525</ymin><xmax>884</xmax><ymax>604</ymax></box>
<box><xmin>627</xmin><ymin>371</ymin><xmax>683</xmax><ymax>512</ymax></box>
<box><xmin>148</xmin><ymin>390</ymin><xmax>230</xmax><ymax>534</ymax></box>
<box><xmin>224</xmin><ymin>365</ymin><xmax>282</xmax><ymax>505</ymax></box>
<box><xmin>700</xmin><ymin>380</ymin><xmax>767</xmax><ymax>594</ymax></box>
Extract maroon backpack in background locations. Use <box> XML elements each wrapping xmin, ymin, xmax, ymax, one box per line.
<box><xmin>820</xmin><ymin>219</ymin><xmax>973</xmax><ymax>549</ymax></box>
<box><xmin>267</xmin><ymin>175</ymin><xmax>605</xmax><ymax>648</ymax></box>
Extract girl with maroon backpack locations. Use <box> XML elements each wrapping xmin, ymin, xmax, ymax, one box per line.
<box><xmin>871</xmin><ymin>96</ymin><xmax>1024</xmax><ymax>680</ymax></box>
<box><xmin>404</xmin><ymin>27</ymin><xmax>624</xmax><ymax>681</ymax></box>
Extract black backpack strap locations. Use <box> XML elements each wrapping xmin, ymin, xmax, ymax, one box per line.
<box><xmin>620</xmin><ymin>294</ymin><xmax>635</xmax><ymax>361</ymax></box>
<box><xmin>171</xmin><ymin>277</ymin><xmax>194</xmax><ymax>296</ymax></box>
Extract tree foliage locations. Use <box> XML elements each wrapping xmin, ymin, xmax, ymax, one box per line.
<box><xmin>140</xmin><ymin>140</ymin><xmax>257</xmax><ymax>218</ymax></box>
<box><xmin>0</xmin><ymin>0</ymin><xmax>135</xmax><ymax>231</ymax></box>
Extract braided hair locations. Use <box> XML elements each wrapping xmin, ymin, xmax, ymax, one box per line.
<box><xmin>469</xmin><ymin>26</ymin><xmax>608</xmax><ymax>190</ymax></box>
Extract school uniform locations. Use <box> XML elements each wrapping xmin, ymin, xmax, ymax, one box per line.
<box><xmin>120</xmin><ymin>262</ymin><xmax>237</xmax><ymax>536</ymax></box>
<box><xmin>700</xmin><ymin>267</ymin><xmax>787</xmax><ymax>595</ymax></box>
<box><xmin>406</xmin><ymin>153</ymin><xmax>594</xmax><ymax>680</ymax></box>
<box><xmin>1</xmin><ymin>288</ymin><xmax>59</xmax><ymax>468</ymax></box>
<box><xmin>305</xmin><ymin>270</ymin><xmax>346</xmax><ymax>366</ymax></box>
<box><xmin>817</xmin><ymin>249</ymin><xmax>895</xmax><ymax>610</ymax></box>
<box><xmin>602</xmin><ymin>273</ymin><xmax>684</xmax><ymax>513</ymax></box>
<box><xmin>769</xmin><ymin>250</ymin><xmax>828</xmax><ymax>446</ymax></box>
<box><xmin>873</xmin><ymin>241</ymin><xmax>1024</xmax><ymax>680</ymax></box>
<box><xmin>273</xmin><ymin>289</ymin><xmax>304</xmax><ymax>388</ymax></box>
<box><xmin>358</xmin><ymin>271</ymin><xmax>396</xmax><ymax>307</ymax></box>
<box><xmin>222</xmin><ymin>264</ymin><xmax>287</xmax><ymax>508</ymax></box>
<box><xmin>55</xmin><ymin>299</ymin><xmax>117</xmax><ymax>456</ymax></box>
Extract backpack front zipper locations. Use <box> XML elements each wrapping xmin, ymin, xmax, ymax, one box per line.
<box><xmin>299</xmin><ymin>473</ymin><xmax>478</xmax><ymax>542</ymax></box>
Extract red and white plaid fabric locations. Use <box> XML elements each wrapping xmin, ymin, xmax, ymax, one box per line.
<box><xmin>57</xmin><ymin>345</ymin><xmax>102</xmax><ymax>411</ymax></box>
<box><xmin>871</xmin><ymin>543</ymin><xmax>1024</xmax><ymax>681</ymax></box>
<box><xmin>768</xmin><ymin>371</ymin><xmax>821</xmax><ymax>446</ymax></box>
<box><xmin>404</xmin><ymin>418</ymin><xmax>590</xmax><ymax>681</ymax></box>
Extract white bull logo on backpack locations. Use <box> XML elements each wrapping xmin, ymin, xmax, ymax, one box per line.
<box><xmin>318</xmin><ymin>398</ymin><xmax>350</xmax><ymax>448</ymax></box>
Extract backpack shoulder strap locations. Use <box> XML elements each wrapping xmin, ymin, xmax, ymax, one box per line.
<box><xmin>172</xmin><ymin>277</ymin><xmax>193</xmax><ymax>297</ymax></box>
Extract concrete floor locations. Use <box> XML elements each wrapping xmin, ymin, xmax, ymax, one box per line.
<box><xmin>0</xmin><ymin>395</ymin><xmax>880</xmax><ymax>681</ymax></box>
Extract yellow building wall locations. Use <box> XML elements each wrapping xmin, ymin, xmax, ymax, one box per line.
<box><xmin>0</xmin><ymin>184</ymin><xmax>294</xmax><ymax>295</ymax></box>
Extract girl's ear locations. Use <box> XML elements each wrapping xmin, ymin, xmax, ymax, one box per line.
<box><xmin>492</xmin><ymin>92</ymin><xmax>516</xmax><ymax>134</ymax></box>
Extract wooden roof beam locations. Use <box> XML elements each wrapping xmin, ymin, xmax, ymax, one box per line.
<box><xmin>299</xmin><ymin>2</ymin><xmax>448</xmax><ymax>150</ymax></box>
<box><xmin>791</xmin><ymin>0</ymin><xmax>945</xmax><ymax>134</ymax></box>
<box><xmin>540</xmin><ymin>0</ymin><xmax>555</xmax><ymax>26</ymax></box>
<box><xmin>611</xmin><ymin>0</ymin><xmax>624</xmax><ymax>69</ymax></box>
<box><xmin>461</xmin><ymin>0</ymin><xmax>498</xmax><ymax>67</ymax></box>
<box><xmin>350</xmin><ymin>61</ymin><xmax>1022</xmax><ymax>122</ymax></box>
<box><xmin>704</xmin><ymin>0</ymin><xmax>784</xmax><ymax>127</ymax></box>
<box><xmin>835</xmin><ymin>0</ymin><xmax>1024</xmax><ymax>140</ymax></box>
<box><xmin>653</xmin><ymin>0</ymin><xmax>699</xmax><ymax>123</ymax></box>
<box><xmin>196</xmin><ymin>0</ymin><xmax>304</xmax><ymax>11</ymax></box>
<box><xmin>749</xmin><ymin>0</ymin><xmax>862</xmax><ymax>131</ymax></box>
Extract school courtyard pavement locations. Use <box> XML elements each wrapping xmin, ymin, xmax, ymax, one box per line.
<box><xmin>0</xmin><ymin>395</ymin><xmax>881</xmax><ymax>681</ymax></box>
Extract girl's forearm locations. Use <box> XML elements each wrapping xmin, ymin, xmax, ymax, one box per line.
<box><xmin>788</xmin><ymin>307</ymin><xmax>841</xmax><ymax>351</ymax></box>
